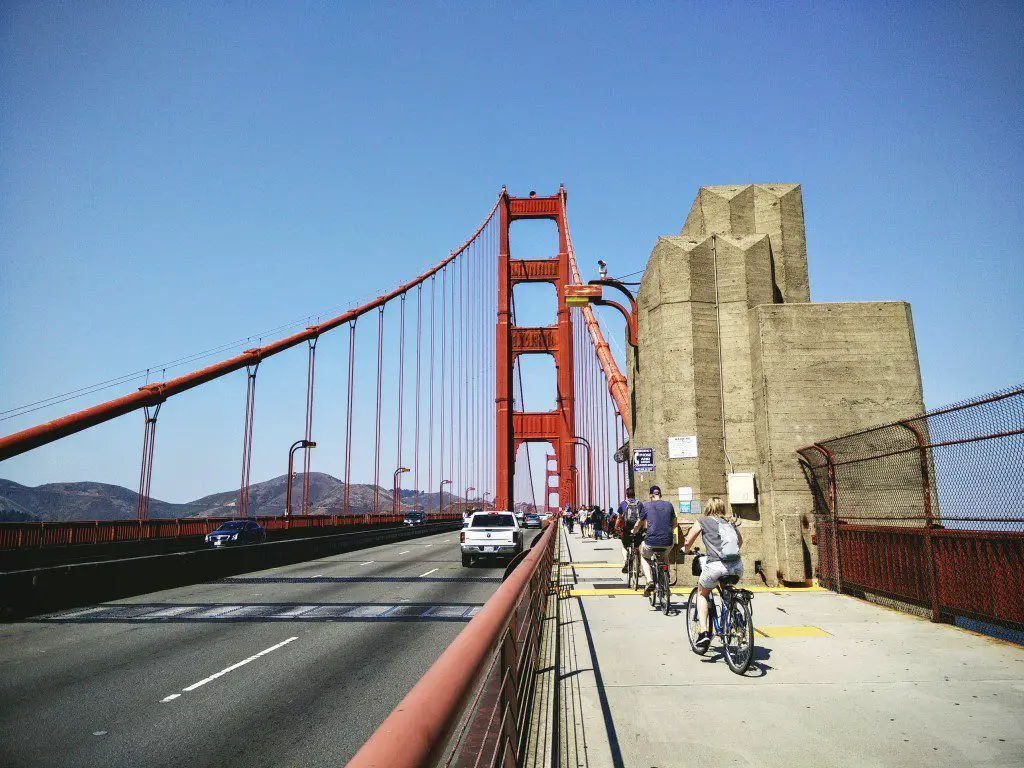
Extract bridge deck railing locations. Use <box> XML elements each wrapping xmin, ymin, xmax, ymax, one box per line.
<box><xmin>799</xmin><ymin>384</ymin><xmax>1024</xmax><ymax>631</ymax></box>
<box><xmin>0</xmin><ymin>512</ymin><xmax>462</xmax><ymax>551</ymax></box>
<box><xmin>347</xmin><ymin>518</ymin><xmax>557</xmax><ymax>768</ymax></box>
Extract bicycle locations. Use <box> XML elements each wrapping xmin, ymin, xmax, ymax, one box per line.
<box><xmin>685</xmin><ymin>552</ymin><xmax>755</xmax><ymax>674</ymax></box>
<box><xmin>645</xmin><ymin>549</ymin><xmax>672</xmax><ymax>615</ymax></box>
<box><xmin>624</xmin><ymin>542</ymin><xmax>642</xmax><ymax>591</ymax></box>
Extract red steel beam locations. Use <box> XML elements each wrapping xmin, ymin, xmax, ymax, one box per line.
<box><xmin>560</xmin><ymin>189</ymin><xmax>631</xmax><ymax>435</ymax></box>
<box><xmin>0</xmin><ymin>195</ymin><xmax>502</xmax><ymax>462</ymax></box>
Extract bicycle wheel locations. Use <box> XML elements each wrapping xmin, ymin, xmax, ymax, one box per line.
<box><xmin>661</xmin><ymin>565</ymin><xmax>672</xmax><ymax>615</ymax></box>
<box><xmin>723</xmin><ymin>595</ymin><xmax>755</xmax><ymax>675</ymax></box>
<box><xmin>628</xmin><ymin>551</ymin><xmax>640</xmax><ymax>591</ymax></box>
<box><xmin>684</xmin><ymin>587</ymin><xmax>707</xmax><ymax>654</ymax></box>
<box><xmin>648</xmin><ymin>558</ymin><xmax>659</xmax><ymax>607</ymax></box>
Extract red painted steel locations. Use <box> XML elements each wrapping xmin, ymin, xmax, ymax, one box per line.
<box><xmin>345</xmin><ymin>518</ymin><xmax>557</xmax><ymax>768</ymax></box>
<box><xmin>495</xmin><ymin>189</ymin><xmax>577</xmax><ymax>511</ymax></box>
<box><xmin>0</xmin><ymin>197</ymin><xmax>501</xmax><ymax>462</ymax></box>
<box><xmin>0</xmin><ymin>512</ymin><xmax>463</xmax><ymax>551</ymax></box>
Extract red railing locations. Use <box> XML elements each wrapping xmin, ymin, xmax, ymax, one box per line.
<box><xmin>0</xmin><ymin>512</ymin><xmax>462</xmax><ymax>551</ymax></box>
<box><xmin>800</xmin><ymin>384</ymin><xmax>1024</xmax><ymax>631</ymax></box>
<box><xmin>346</xmin><ymin>519</ymin><xmax>557</xmax><ymax>768</ymax></box>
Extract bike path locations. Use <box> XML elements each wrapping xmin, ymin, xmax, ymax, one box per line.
<box><xmin>554</xmin><ymin>527</ymin><xmax>1024</xmax><ymax>768</ymax></box>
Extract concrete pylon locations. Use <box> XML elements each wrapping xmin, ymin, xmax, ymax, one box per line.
<box><xmin>681</xmin><ymin>184</ymin><xmax>809</xmax><ymax>304</ymax></box>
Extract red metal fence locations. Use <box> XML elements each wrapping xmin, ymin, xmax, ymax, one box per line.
<box><xmin>799</xmin><ymin>385</ymin><xmax>1024</xmax><ymax>631</ymax></box>
<box><xmin>347</xmin><ymin>519</ymin><xmax>557</xmax><ymax>768</ymax></box>
<box><xmin>0</xmin><ymin>512</ymin><xmax>462</xmax><ymax>551</ymax></box>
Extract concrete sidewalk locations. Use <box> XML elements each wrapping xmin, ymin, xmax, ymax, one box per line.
<box><xmin>552</xmin><ymin>525</ymin><xmax>1024</xmax><ymax>768</ymax></box>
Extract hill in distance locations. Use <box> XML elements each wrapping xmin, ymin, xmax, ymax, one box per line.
<box><xmin>0</xmin><ymin>473</ymin><xmax>465</xmax><ymax>523</ymax></box>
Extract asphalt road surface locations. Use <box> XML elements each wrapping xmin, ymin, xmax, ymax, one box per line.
<box><xmin>0</xmin><ymin>530</ymin><xmax>507</xmax><ymax>767</ymax></box>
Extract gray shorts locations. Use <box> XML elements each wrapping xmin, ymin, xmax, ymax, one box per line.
<box><xmin>640</xmin><ymin>543</ymin><xmax>671</xmax><ymax>560</ymax></box>
<box><xmin>698</xmin><ymin>558</ymin><xmax>744</xmax><ymax>589</ymax></box>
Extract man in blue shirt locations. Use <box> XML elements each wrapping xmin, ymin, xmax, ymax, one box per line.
<box><xmin>631</xmin><ymin>485</ymin><xmax>679</xmax><ymax>597</ymax></box>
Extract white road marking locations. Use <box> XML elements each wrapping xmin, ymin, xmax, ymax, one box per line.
<box><xmin>161</xmin><ymin>637</ymin><xmax>298</xmax><ymax>702</ymax></box>
<box><xmin>424</xmin><ymin>543</ymin><xmax>433</xmax><ymax>547</ymax></box>
<box><xmin>360</xmin><ymin>561</ymin><xmax>374</xmax><ymax>565</ymax></box>
<box><xmin>311</xmin><ymin>574</ymin><xmax>323</xmax><ymax>578</ymax></box>
<box><xmin>274</xmin><ymin>605</ymin><xmax>317</xmax><ymax>618</ymax></box>
<box><xmin>398</xmin><ymin>550</ymin><xmax>410</xmax><ymax>555</ymax></box>
<box><xmin>419</xmin><ymin>568</ymin><xmax>439</xmax><ymax>577</ymax></box>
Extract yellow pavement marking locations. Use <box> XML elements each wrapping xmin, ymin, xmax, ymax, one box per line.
<box><xmin>559</xmin><ymin>562</ymin><xmax>622</xmax><ymax>568</ymax></box>
<box><xmin>756</xmin><ymin>625</ymin><xmax>832</xmax><ymax>638</ymax></box>
<box><xmin>567</xmin><ymin>585</ymin><xmax>827</xmax><ymax>597</ymax></box>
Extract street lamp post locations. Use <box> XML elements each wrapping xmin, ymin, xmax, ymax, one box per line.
<box><xmin>439</xmin><ymin>479</ymin><xmax>452</xmax><ymax>519</ymax></box>
<box><xmin>570</xmin><ymin>436</ymin><xmax>594</xmax><ymax>511</ymax></box>
<box><xmin>286</xmin><ymin>439</ymin><xmax>316</xmax><ymax>516</ymax></box>
<box><xmin>464</xmin><ymin>486</ymin><xmax>476</xmax><ymax>518</ymax></box>
<box><xmin>482</xmin><ymin>492</ymin><xmax>492</xmax><ymax>510</ymax></box>
<box><xmin>393</xmin><ymin>467</ymin><xmax>411</xmax><ymax>516</ymax></box>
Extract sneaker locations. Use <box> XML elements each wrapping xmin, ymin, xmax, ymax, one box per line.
<box><xmin>695</xmin><ymin>631</ymin><xmax>711</xmax><ymax>651</ymax></box>
<box><xmin>621</xmin><ymin>564</ymin><xmax>629</xmax><ymax>574</ymax></box>
<box><xmin>643</xmin><ymin>583</ymin><xmax>655</xmax><ymax>598</ymax></box>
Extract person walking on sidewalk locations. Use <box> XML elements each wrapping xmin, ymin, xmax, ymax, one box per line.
<box><xmin>632</xmin><ymin>485</ymin><xmax>679</xmax><ymax>597</ymax></box>
<box><xmin>591</xmin><ymin>506</ymin><xmax>605</xmax><ymax>540</ymax></box>
<box><xmin>615</xmin><ymin>488</ymin><xmax>642</xmax><ymax>573</ymax></box>
<box><xmin>682</xmin><ymin>496</ymin><xmax>744</xmax><ymax>651</ymax></box>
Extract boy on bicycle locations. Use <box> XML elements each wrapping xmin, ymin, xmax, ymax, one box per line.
<box><xmin>631</xmin><ymin>485</ymin><xmax>678</xmax><ymax>597</ymax></box>
<box><xmin>682</xmin><ymin>497</ymin><xmax>743</xmax><ymax>651</ymax></box>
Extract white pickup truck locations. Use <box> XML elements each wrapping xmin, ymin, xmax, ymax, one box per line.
<box><xmin>460</xmin><ymin>511</ymin><xmax>523</xmax><ymax>567</ymax></box>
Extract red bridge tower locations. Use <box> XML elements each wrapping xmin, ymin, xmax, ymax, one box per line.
<box><xmin>495</xmin><ymin>187</ymin><xmax>577</xmax><ymax>511</ymax></box>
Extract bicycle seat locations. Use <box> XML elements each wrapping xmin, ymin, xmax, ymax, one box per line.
<box><xmin>720</xmin><ymin>575</ymin><xmax>740</xmax><ymax>587</ymax></box>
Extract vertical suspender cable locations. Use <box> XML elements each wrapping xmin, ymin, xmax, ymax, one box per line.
<box><xmin>344</xmin><ymin>321</ymin><xmax>357</xmax><ymax>516</ymax></box>
<box><xmin>373</xmin><ymin>305</ymin><xmax>385</xmax><ymax>517</ymax></box>
<box><xmin>302</xmin><ymin>337</ymin><xmax>318</xmax><ymax>515</ymax></box>
<box><xmin>396</xmin><ymin>294</ymin><xmax>407</xmax><ymax>513</ymax></box>
<box><xmin>414</xmin><ymin>285</ymin><xmax>423</xmax><ymax>510</ymax></box>
<box><xmin>428</xmin><ymin>277</ymin><xmax>436</xmax><ymax>512</ymax></box>
<box><xmin>439</xmin><ymin>268</ymin><xmax>447</xmax><ymax>512</ymax></box>
<box><xmin>238</xmin><ymin>363</ymin><xmax>259</xmax><ymax>518</ymax></box>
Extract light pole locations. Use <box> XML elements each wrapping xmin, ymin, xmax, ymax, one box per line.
<box><xmin>464</xmin><ymin>486</ymin><xmax>476</xmax><ymax>517</ymax></box>
<box><xmin>570</xmin><ymin>436</ymin><xmax>593</xmax><ymax>511</ymax></box>
<box><xmin>482</xmin><ymin>492</ymin><xmax>492</xmax><ymax>510</ymax></box>
<box><xmin>439</xmin><ymin>479</ymin><xmax>451</xmax><ymax>519</ymax></box>
<box><xmin>286</xmin><ymin>439</ymin><xmax>316</xmax><ymax>516</ymax></box>
<box><xmin>393</xmin><ymin>467</ymin><xmax>411</xmax><ymax>516</ymax></box>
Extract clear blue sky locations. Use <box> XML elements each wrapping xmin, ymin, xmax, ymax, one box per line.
<box><xmin>1</xmin><ymin>2</ymin><xmax>1021</xmax><ymax>503</ymax></box>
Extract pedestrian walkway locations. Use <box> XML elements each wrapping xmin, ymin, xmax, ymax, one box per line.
<box><xmin>550</xmin><ymin>525</ymin><xmax>1024</xmax><ymax>768</ymax></box>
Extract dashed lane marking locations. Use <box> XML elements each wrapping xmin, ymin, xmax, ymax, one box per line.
<box><xmin>398</xmin><ymin>550</ymin><xmax>410</xmax><ymax>555</ymax></box>
<box><xmin>419</xmin><ymin>568</ymin><xmax>439</xmax><ymax>577</ymax></box>
<box><xmin>360</xmin><ymin>561</ymin><xmax>374</xmax><ymax>565</ymax></box>
<box><xmin>161</xmin><ymin>636</ymin><xmax>298</xmax><ymax>702</ymax></box>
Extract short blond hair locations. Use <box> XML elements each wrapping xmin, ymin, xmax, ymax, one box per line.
<box><xmin>704</xmin><ymin>496</ymin><xmax>738</xmax><ymax>524</ymax></box>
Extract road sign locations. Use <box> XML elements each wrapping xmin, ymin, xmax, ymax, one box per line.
<box><xmin>632</xmin><ymin>448</ymin><xmax>655</xmax><ymax>473</ymax></box>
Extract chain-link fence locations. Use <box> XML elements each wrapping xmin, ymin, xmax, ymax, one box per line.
<box><xmin>798</xmin><ymin>385</ymin><xmax>1024</xmax><ymax>631</ymax></box>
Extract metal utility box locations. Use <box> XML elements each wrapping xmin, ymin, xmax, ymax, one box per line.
<box><xmin>727</xmin><ymin>472</ymin><xmax>757</xmax><ymax>505</ymax></box>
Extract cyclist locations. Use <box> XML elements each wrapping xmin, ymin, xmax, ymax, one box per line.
<box><xmin>682</xmin><ymin>496</ymin><xmax>743</xmax><ymax>651</ymax></box>
<box><xmin>615</xmin><ymin>488</ymin><xmax>642</xmax><ymax>573</ymax></box>
<box><xmin>631</xmin><ymin>485</ymin><xmax>678</xmax><ymax>597</ymax></box>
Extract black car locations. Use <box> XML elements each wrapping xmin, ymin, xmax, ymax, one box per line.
<box><xmin>523</xmin><ymin>513</ymin><xmax>543</xmax><ymax>528</ymax></box>
<box><xmin>404</xmin><ymin>512</ymin><xmax>427</xmax><ymax>526</ymax></box>
<box><xmin>205</xmin><ymin>520</ymin><xmax>266</xmax><ymax>547</ymax></box>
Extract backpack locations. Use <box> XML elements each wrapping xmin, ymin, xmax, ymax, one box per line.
<box><xmin>623</xmin><ymin>499</ymin><xmax>641</xmax><ymax>526</ymax></box>
<box><xmin>718</xmin><ymin>520</ymin><xmax>741</xmax><ymax>562</ymax></box>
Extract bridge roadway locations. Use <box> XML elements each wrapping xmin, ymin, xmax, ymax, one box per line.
<box><xmin>0</xmin><ymin>530</ymin><xmax>504</xmax><ymax>767</ymax></box>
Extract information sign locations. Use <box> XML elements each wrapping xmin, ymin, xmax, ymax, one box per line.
<box><xmin>632</xmin><ymin>448</ymin><xmax>655</xmax><ymax>473</ymax></box>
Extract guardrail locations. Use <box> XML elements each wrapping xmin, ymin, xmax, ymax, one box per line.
<box><xmin>347</xmin><ymin>518</ymin><xmax>557</xmax><ymax>768</ymax></box>
<box><xmin>799</xmin><ymin>384</ymin><xmax>1024</xmax><ymax>630</ymax></box>
<box><xmin>0</xmin><ymin>512</ymin><xmax>462</xmax><ymax>550</ymax></box>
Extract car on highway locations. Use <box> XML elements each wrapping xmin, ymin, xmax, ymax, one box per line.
<box><xmin>403</xmin><ymin>512</ymin><xmax>427</xmax><ymax>526</ymax></box>
<box><xmin>205</xmin><ymin>520</ymin><xmax>266</xmax><ymax>547</ymax></box>
<box><xmin>523</xmin><ymin>512</ymin><xmax>543</xmax><ymax>528</ymax></box>
<box><xmin>460</xmin><ymin>511</ymin><xmax>522</xmax><ymax>566</ymax></box>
